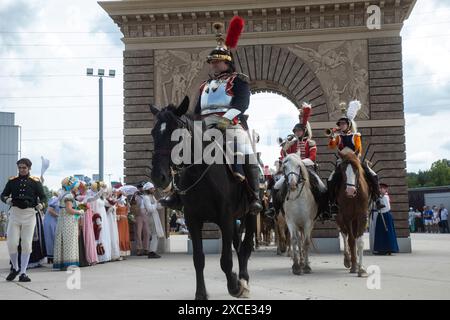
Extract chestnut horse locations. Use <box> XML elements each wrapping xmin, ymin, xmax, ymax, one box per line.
<box><xmin>335</xmin><ymin>148</ymin><xmax>369</xmax><ymax>277</ymax></box>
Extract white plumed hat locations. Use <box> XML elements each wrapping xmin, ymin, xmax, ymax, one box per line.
<box><xmin>346</xmin><ymin>100</ymin><xmax>361</xmax><ymax>122</ymax></box>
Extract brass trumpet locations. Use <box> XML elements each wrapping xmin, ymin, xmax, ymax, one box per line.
<box><xmin>324</xmin><ymin>127</ymin><xmax>340</xmax><ymax>137</ymax></box>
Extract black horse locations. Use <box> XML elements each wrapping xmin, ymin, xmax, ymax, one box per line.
<box><xmin>149</xmin><ymin>97</ymin><xmax>257</xmax><ymax>300</ymax></box>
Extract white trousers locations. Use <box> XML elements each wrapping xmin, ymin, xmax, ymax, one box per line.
<box><xmin>7</xmin><ymin>207</ymin><xmax>36</xmax><ymax>254</ymax></box>
<box><xmin>204</xmin><ymin>115</ymin><xmax>254</xmax><ymax>155</ymax></box>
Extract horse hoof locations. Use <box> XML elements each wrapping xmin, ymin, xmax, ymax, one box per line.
<box><xmin>358</xmin><ymin>269</ymin><xmax>368</xmax><ymax>278</ymax></box>
<box><xmin>292</xmin><ymin>265</ymin><xmax>303</xmax><ymax>275</ymax></box>
<box><xmin>349</xmin><ymin>267</ymin><xmax>357</xmax><ymax>274</ymax></box>
<box><xmin>344</xmin><ymin>257</ymin><xmax>351</xmax><ymax>269</ymax></box>
<box><xmin>195</xmin><ymin>293</ymin><xmax>208</xmax><ymax>300</ymax></box>
<box><xmin>238</xmin><ymin>279</ymin><xmax>250</xmax><ymax>299</ymax></box>
<box><xmin>303</xmin><ymin>265</ymin><xmax>312</xmax><ymax>274</ymax></box>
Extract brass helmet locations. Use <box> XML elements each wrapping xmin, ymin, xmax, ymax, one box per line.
<box><xmin>207</xmin><ymin>16</ymin><xmax>245</xmax><ymax>69</ymax></box>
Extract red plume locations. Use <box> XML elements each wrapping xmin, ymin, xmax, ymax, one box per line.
<box><xmin>225</xmin><ymin>16</ymin><xmax>245</xmax><ymax>49</ymax></box>
<box><xmin>300</xmin><ymin>102</ymin><xmax>312</xmax><ymax>125</ymax></box>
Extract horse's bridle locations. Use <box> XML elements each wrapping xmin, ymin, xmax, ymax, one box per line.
<box><xmin>283</xmin><ymin>166</ymin><xmax>305</xmax><ymax>201</ymax></box>
<box><xmin>153</xmin><ymin>114</ymin><xmax>212</xmax><ymax>196</ymax></box>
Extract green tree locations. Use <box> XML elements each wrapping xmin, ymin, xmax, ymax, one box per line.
<box><xmin>407</xmin><ymin>159</ymin><xmax>450</xmax><ymax>188</ymax></box>
<box><xmin>42</xmin><ymin>185</ymin><xmax>55</xmax><ymax>206</ymax></box>
<box><xmin>429</xmin><ymin>159</ymin><xmax>450</xmax><ymax>186</ymax></box>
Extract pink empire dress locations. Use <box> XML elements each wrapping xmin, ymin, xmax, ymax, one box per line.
<box><xmin>83</xmin><ymin>203</ymin><xmax>99</xmax><ymax>265</ymax></box>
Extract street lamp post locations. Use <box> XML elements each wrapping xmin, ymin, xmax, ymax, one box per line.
<box><xmin>86</xmin><ymin>68</ymin><xmax>115</xmax><ymax>182</ymax></box>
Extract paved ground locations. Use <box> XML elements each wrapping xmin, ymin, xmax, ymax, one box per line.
<box><xmin>0</xmin><ymin>233</ymin><xmax>449</xmax><ymax>300</ymax></box>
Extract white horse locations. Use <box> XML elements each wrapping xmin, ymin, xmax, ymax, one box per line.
<box><xmin>282</xmin><ymin>154</ymin><xmax>319</xmax><ymax>275</ymax></box>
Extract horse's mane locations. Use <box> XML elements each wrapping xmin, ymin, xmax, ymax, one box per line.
<box><xmin>339</xmin><ymin>151</ymin><xmax>369</xmax><ymax>195</ymax></box>
<box><xmin>340</xmin><ymin>151</ymin><xmax>364</xmax><ymax>175</ymax></box>
<box><xmin>156</xmin><ymin>106</ymin><xmax>197</xmax><ymax>133</ymax></box>
<box><xmin>155</xmin><ymin>105</ymin><xmax>177</xmax><ymax>121</ymax></box>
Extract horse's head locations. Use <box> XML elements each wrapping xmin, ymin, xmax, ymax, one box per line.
<box><xmin>282</xmin><ymin>154</ymin><xmax>307</xmax><ymax>191</ymax></box>
<box><xmin>338</xmin><ymin>148</ymin><xmax>362</xmax><ymax>198</ymax></box>
<box><xmin>150</xmin><ymin>96</ymin><xmax>190</xmax><ymax>189</ymax></box>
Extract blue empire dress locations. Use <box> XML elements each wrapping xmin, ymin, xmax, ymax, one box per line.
<box><xmin>43</xmin><ymin>196</ymin><xmax>59</xmax><ymax>260</ymax></box>
<box><xmin>373</xmin><ymin>194</ymin><xmax>399</xmax><ymax>254</ymax></box>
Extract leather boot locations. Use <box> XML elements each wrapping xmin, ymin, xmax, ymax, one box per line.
<box><xmin>327</xmin><ymin>179</ymin><xmax>339</xmax><ymax>216</ymax></box>
<box><xmin>243</xmin><ymin>162</ymin><xmax>263</xmax><ymax>215</ymax></box>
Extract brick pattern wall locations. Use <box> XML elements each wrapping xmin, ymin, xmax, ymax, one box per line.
<box><xmin>123</xmin><ymin>49</ymin><xmax>155</xmax><ymax>185</ymax></box>
<box><xmin>367</xmin><ymin>36</ymin><xmax>409</xmax><ymax>238</ymax></box>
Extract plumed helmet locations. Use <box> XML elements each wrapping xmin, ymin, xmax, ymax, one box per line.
<box><xmin>207</xmin><ymin>16</ymin><xmax>245</xmax><ymax>65</ymax></box>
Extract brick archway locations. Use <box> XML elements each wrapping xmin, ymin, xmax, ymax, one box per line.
<box><xmin>101</xmin><ymin>0</ymin><xmax>417</xmax><ymax>251</ymax></box>
<box><xmin>234</xmin><ymin>45</ymin><xmax>327</xmax><ymax>122</ymax></box>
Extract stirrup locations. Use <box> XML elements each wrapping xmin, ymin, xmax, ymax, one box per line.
<box><xmin>249</xmin><ymin>200</ymin><xmax>263</xmax><ymax>215</ymax></box>
<box><xmin>329</xmin><ymin>203</ymin><xmax>339</xmax><ymax>215</ymax></box>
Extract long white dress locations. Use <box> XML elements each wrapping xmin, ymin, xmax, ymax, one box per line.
<box><xmin>106</xmin><ymin>203</ymin><xmax>121</xmax><ymax>260</ymax></box>
<box><xmin>143</xmin><ymin>195</ymin><xmax>165</xmax><ymax>252</ymax></box>
<box><xmin>92</xmin><ymin>197</ymin><xmax>112</xmax><ymax>263</ymax></box>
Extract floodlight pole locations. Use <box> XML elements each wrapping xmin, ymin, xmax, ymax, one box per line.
<box><xmin>86</xmin><ymin>68</ymin><xmax>115</xmax><ymax>182</ymax></box>
<box><xmin>99</xmin><ymin>76</ymin><xmax>104</xmax><ymax>182</ymax></box>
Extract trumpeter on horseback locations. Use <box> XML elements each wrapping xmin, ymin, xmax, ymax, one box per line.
<box><xmin>279</xmin><ymin>102</ymin><xmax>317</xmax><ymax>167</ymax></box>
<box><xmin>274</xmin><ymin>102</ymin><xmax>330</xmax><ymax>220</ymax></box>
<box><xmin>327</xmin><ymin>100</ymin><xmax>385</xmax><ymax>215</ymax></box>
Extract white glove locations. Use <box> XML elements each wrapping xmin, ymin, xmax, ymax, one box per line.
<box><xmin>36</xmin><ymin>203</ymin><xmax>44</xmax><ymax>211</ymax></box>
<box><xmin>78</xmin><ymin>210</ymin><xmax>85</xmax><ymax>215</ymax></box>
<box><xmin>6</xmin><ymin>198</ymin><xmax>12</xmax><ymax>205</ymax></box>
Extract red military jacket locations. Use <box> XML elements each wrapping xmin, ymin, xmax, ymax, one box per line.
<box><xmin>280</xmin><ymin>138</ymin><xmax>317</xmax><ymax>162</ymax></box>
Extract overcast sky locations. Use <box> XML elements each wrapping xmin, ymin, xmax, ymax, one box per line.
<box><xmin>0</xmin><ymin>0</ymin><xmax>449</xmax><ymax>190</ymax></box>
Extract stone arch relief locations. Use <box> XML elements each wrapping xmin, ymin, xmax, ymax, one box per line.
<box><xmin>154</xmin><ymin>40</ymin><xmax>369</xmax><ymax>121</ymax></box>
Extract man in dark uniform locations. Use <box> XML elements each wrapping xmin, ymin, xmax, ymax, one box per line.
<box><xmin>160</xmin><ymin>17</ymin><xmax>263</xmax><ymax>214</ymax></box>
<box><xmin>1</xmin><ymin>158</ymin><xmax>47</xmax><ymax>282</ymax></box>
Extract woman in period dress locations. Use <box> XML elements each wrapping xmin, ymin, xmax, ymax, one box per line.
<box><xmin>370</xmin><ymin>183</ymin><xmax>399</xmax><ymax>255</ymax></box>
<box><xmin>43</xmin><ymin>194</ymin><xmax>59</xmax><ymax>264</ymax></box>
<box><xmin>77</xmin><ymin>182</ymin><xmax>98</xmax><ymax>266</ymax></box>
<box><xmin>90</xmin><ymin>181</ymin><xmax>112</xmax><ymax>263</ymax></box>
<box><xmin>115</xmin><ymin>191</ymin><xmax>131</xmax><ymax>258</ymax></box>
<box><xmin>143</xmin><ymin>182</ymin><xmax>165</xmax><ymax>259</ymax></box>
<box><xmin>105</xmin><ymin>190</ymin><xmax>121</xmax><ymax>261</ymax></box>
<box><xmin>53</xmin><ymin>177</ymin><xmax>85</xmax><ymax>270</ymax></box>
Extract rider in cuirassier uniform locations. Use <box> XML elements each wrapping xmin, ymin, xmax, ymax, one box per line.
<box><xmin>327</xmin><ymin>100</ymin><xmax>385</xmax><ymax>214</ymax></box>
<box><xmin>160</xmin><ymin>16</ymin><xmax>263</xmax><ymax>214</ymax></box>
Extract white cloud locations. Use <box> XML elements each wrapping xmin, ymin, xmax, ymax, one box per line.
<box><xmin>405</xmin><ymin>111</ymin><xmax>450</xmax><ymax>172</ymax></box>
<box><xmin>401</xmin><ymin>0</ymin><xmax>450</xmax><ymax>115</ymax></box>
<box><xmin>0</xmin><ymin>0</ymin><xmax>124</xmax><ymax>190</ymax></box>
<box><xmin>247</xmin><ymin>93</ymin><xmax>299</xmax><ymax>167</ymax></box>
